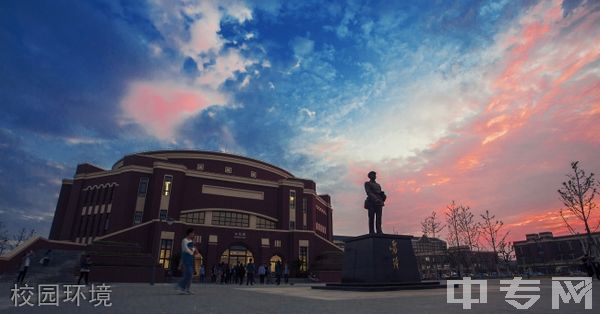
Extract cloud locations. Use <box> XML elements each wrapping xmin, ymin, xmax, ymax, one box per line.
<box><xmin>290</xmin><ymin>36</ymin><xmax>315</xmax><ymax>57</ymax></box>
<box><xmin>292</xmin><ymin>0</ymin><xmax>600</xmax><ymax>241</ymax></box>
<box><xmin>120</xmin><ymin>0</ymin><xmax>256</xmax><ymax>141</ymax></box>
<box><xmin>121</xmin><ymin>81</ymin><xmax>226</xmax><ymax>141</ymax></box>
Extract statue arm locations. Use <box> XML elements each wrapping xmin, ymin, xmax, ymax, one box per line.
<box><xmin>364</xmin><ymin>182</ymin><xmax>382</xmax><ymax>202</ymax></box>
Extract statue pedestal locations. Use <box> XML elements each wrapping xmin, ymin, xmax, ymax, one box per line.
<box><xmin>313</xmin><ymin>234</ymin><xmax>445</xmax><ymax>291</ymax></box>
<box><xmin>342</xmin><ymin>234</ymin><xmax>420</xmax><ymax>283</ymax></box>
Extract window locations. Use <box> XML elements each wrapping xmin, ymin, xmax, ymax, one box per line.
<box><xmin>256</xmin><ymin>217</ymin><xmax>276</xmax><ymax>229</ymax></box>
<box><xmin>90</xmin><ymin>189</ymin><xmax>98</xmax><ymax>205</ymax></box>
<box><xmin>261</xmin><ymin>238</ymin><xmax>270</xmax><ymax>247</ymax></box>
<box><xmin>250</xmin><ymin>171</ymin><xmax>257</xmax><ymax>178</ymax></box>
<box><xmin>98</xmin><ymin>187</ymin><xmax>106</xmax><ymax>204</ymax></box>
<box><xmin>209</xmin><ymin>235</ymin><xmax>218</xmax><ymax>244</ymax></box>
<box><xmin>289</xmin><ymin>190</ymin><xmax>296</xmax><ymax>229</ymax></box>
<box><xmin>299</xmin><ymin>246</ymin><xmax>308</xmax><ymax>272</ymax></box>
<box><xmin>289</xmin><ymin>190</ymin><xmax>296</xmax><ymax>211</ymax></box>
<box><xmin>225</xmin><ymin>166</ymin><xmax>232</xmax><ymax>174</ymax></box>
<box><xmin>274</xmin><ymin>240</ymin><xmax>282</xmax><ymax>248</ymax></box>
<box><xmin>158</xmin><ymin>239</ymin><xmax>173</xmax><ymax>270</ymax></box>
<box><xmin>162</xmin><ymin>175</ymin><xmax>173</xmax><ymax>196</ymax></box>
<box><xmin>106</xmin><ymin>186</ymin><xmax>114</xmax><ymax>203</ymax></box>
<box><xmin>180</xmin><ymin>211</ymin><xmax>206</xmax><ymax>224</ymax></box>
<box><xmin>133</xmin><ymin>211</ymin><xmax>143</xmax><ymax>224</ymax></box>
<box><xmin>159</xmin><ymin>209</ymin><xmax>168</xmax><ymax>221</ymax></box>
<box><xmin>138</xmin><ymin>177</ymin><xmax>149</xmax><ymax>196</ymax></box>
<box><xmin>104</xmin><ymin>215</ymin><xmax>110</xmax><ymax>231</ymax></box>
<box><xmin>84</xmin><ymin>190</ymin><xmax>92</xmax><ymax>206</ymax></box>
<box><xmin>196</xmin><ymin>163</ymin><xmax>204</xmax><ymax>171</ymax></box>
<box><xmin>316</xmin><ymin>222</ymin><xmax>327</xmax><ymax>234</ymax></box>
<box><xmin>302</xmin><ymin>198</ymin><xmax>307</xmax><ymax>230</ymax></box>
<box><xmin>211</xmin><ymin>211</ymin><xmax>249</xmax><ymax>227</ymax></box>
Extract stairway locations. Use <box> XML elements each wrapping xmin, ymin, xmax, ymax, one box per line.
<box><xmin>0</xmin><ymin>249</ymin><xmax>83</xmax><ymax>285</ymax></box>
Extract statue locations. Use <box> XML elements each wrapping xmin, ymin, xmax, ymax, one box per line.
<box><xmin>364</xmin><ymin>171</ymin><xmax>386</xmax><ymax>234</ymax></box>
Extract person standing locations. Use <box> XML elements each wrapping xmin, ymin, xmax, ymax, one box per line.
<box><xmin>258</xmin><ymin>263</ymin><xmax>266</xmax><ymax>284</ymax></box>
<box><xmin>283</xmin><ymin>263</ymin><xmax>290</xmax><ymax>284</ymax></box>
<box><xmin>246</xmin><ymin>259</ymin><xmax>255</xmax><ymax>286</ymax></box>
<box><xmin>364</xmin><ymin>171</ymin><xmax>386</xmax><ymax>234</ymax></box>
<box><xmin>77</xmin><ymin>254</ymin><xmax>92</xmax><ymax>285</ymax></box>
<box><xmin>15</xmin><ymin>250</ymin><xmax>35</xmax><ymax>284</ymax></box>
<box><xmin>199</xmin><ymin>264</ymin><xmax>205</xmax><ymax>283</ymax></box>
<box><xmin>176</xmin><ymin>228</ymin><xmax>197</xmax><ymax>294</ymax></box>
<box><xmin>275</xmin><ymin>261</ymin><xmax>282</xmax><ymax>285</ymax></box>
<box><xmin>238</xmin><ymin>263</ymin><xmax>246</xmax><ymax>285</ymax></box>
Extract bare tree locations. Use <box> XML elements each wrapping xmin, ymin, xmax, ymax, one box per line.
<box><xmin>0</xmin><ymin>221</ymin><xmax>9</xmax><ymax>255</ymax></box>
<box><xmin>446</xmin><ymin>201</ymin><xmax>462</xmax><ymax>247</ymax></box>
<box><xmin>421</xmin><ymin>211</ymin><xmax>446</xmax><ymax>238</ymax></box>
<box><xmin>11</xmin><ymin>227</ymin><xmax>36</xmax><ymax>250</ymax></box>
<box><xmin>458</xmin><ymin>205</ymin><xmax>480</xmax><ymax>251</ymax></box>
<box><xmin>498</xmin><ymin>239</ymin><xmax>515</xmax><ymax>273</ymax></box>
<box><xmin>557</xmin><ymin>161</ymin><xmax>599</xmax><ymax>256</ymax></box>
<box><xmin>480</xmin><ymin>210</ymin><xmax>509</xmax><ymax>274</ymax></box>
<box><xmin>419</xmin><ymin>211</ymin><xmax>446</xmax><ymax>279</ymax></box>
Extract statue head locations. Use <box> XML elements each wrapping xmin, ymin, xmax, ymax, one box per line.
<box><xmin>368</xmin><ymin>171</ymin><xmax>377</xmax><ymax>180</ymax></box>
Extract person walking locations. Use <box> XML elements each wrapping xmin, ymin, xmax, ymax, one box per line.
<box><xmin>77</xmin><ymin>254</ymin><xmax>92</xmax><ymax>285</ymax></box>
<box><xmin>15</xmin><ymin>250</ymin><xmax>35</xmax><ymax>284</ymax></box>
<box><xmin>246</xmin><ymin>259</ymin><xmax>255</xmax><ymax>286</ymax></box>
<box><xmin>176</xmin><ymin>228</ymin><xmax>197</xmax><ymax>294</ymax></box>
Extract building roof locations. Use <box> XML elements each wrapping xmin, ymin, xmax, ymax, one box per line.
<box><xmin>113</xmin><ymin>150</ymin><xmax>296</xmax><ymax>177</ymax></box>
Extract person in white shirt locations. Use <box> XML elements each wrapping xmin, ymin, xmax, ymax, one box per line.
<box><xmin>16</xmin><ymin>250</ymin><xmax>34</xmax><ymax>284</ymax></box>
<box><xmin>176</xmin><ymin>229</ymin><xmax>197</xmax><ymax>294</ymax></box>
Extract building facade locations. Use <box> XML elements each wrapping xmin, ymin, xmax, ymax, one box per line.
<box><xmin>514</xmin><ymin>231</ymin><xmax>600</xmax><ymax>274</ymax></box>
<box><xmin>411</xmin><ymin>236</ymin><xmax>449</xmax><ymax>279</ymax></box>
<box><xmin>49</xmin><ymin>150</ymin><xmax>341</xmax><ymax>281</ymax></box>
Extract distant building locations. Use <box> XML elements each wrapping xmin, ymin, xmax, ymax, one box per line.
<box><xmin>332</xmin><ymin>235</ymin><xmax>354</xmax><ymax>250</ymax></box>
<box><xmin>447</xmin><ymin>246</ymin><xmax>498</xmax><ymax>275</ymax></box>
<box><xmin>411</xmin><ymin>235</ymin><xmax>449</xmax><ymax>279</ymax></box>
<box><xmin>514</xmin><ymin>231</ymin><xmax>600</xmax><ymax>274</ymax></box>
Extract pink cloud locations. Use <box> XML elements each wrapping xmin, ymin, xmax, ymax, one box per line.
<box><xmin>121</xmin><ymin>81</ymin><xmax>225</xmax><ymax>141</ymax></box>
<box><xmin>328</xmin><ymin>1</ymin><xmax>600</xmax><ymax>244</ymax></box>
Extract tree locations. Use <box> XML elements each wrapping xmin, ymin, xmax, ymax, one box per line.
<box><xmin>11</xmin><ymin>227</ymin><xmax>36</xmax><ymax>250</ymax></box>
<box><xmin>0</xmin><ymin>221</ymin><xmax>9</xmax><ymax>255</ymax></box>
<box><xmin>458</xmin><ymin>205</ymin><xmax>480</xmax><ymax>251</ymax></box>
<box><xmin>419</xmin><ymin>211</ymin><xmax>446</xmax><ymax>279</ymax></box>
<box><xmin>557</xmin><ymin>161</ymin><xmax>599</xmax><ymax>256</ymax></box>
<box><xmin>421</xmin><ymin>211</ymin><xmax>446</xmax><ymax>238</ymax></box>
<box><xmin>498</xmin><ymin>239</ymin><xmax>515</xmax><ymax>273</ymax></box>
<box><xmin>480</xmin><ymin>210</ymin><xmax>509</xmax><ymax>274</ymax></box>
<box><xmin>446</xmin><ymin>201</ymin><xmax>462</xmax><ymax>248</ymax></box>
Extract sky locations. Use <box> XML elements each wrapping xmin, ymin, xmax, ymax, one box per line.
<box><xmin>1</xmin><ymin>0</ymin><xmax>599</xmax><ymax>246</ymax></box>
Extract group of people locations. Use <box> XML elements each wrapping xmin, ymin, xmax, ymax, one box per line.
<box><xmin>175</xmin><ymin>228</ymin><xmax>292</xmax><ymax>294</ymax></box>
<box><xmin>14</xmin><ymin>249</ymin><xmax>92</xmax><ymax>286</ymax></box>
<box><xmin>205</xmin><ymin>260</ymin><xmax>290</xmax><ymax>285</ymax></box>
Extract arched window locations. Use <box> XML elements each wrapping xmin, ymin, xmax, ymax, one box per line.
<box><xmin>220</xmin><ymin>245</ymin><xmax>254</xmax><ymax>266</ymax></box>
<box><xmin>269</xmin><ymin>255</ymin><xmax>282</xmax><ymax>273</ymax></box>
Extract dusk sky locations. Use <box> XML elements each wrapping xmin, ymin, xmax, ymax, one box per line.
<box><xmin>1</xmin><ymin>0</ymin><xmax>599</xmax><ymax>244</ymax></box>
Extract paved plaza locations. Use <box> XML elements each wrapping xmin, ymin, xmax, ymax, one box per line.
<box><xmin>1</xmin><ymin>279</ymin><xmax>598</xmax><ymax>314</ymax></box>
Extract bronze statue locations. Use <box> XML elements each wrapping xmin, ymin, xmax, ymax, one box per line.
<box><xmin>364</xmin><ymin>171</ymin><xmax>386</xmax><ymax>234</ymax></box>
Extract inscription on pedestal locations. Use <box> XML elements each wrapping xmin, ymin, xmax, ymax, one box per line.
<box><xmin>341</xmin><ymin>234</ymin><xmax>421</xmax><ymax>283</ymax></box>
